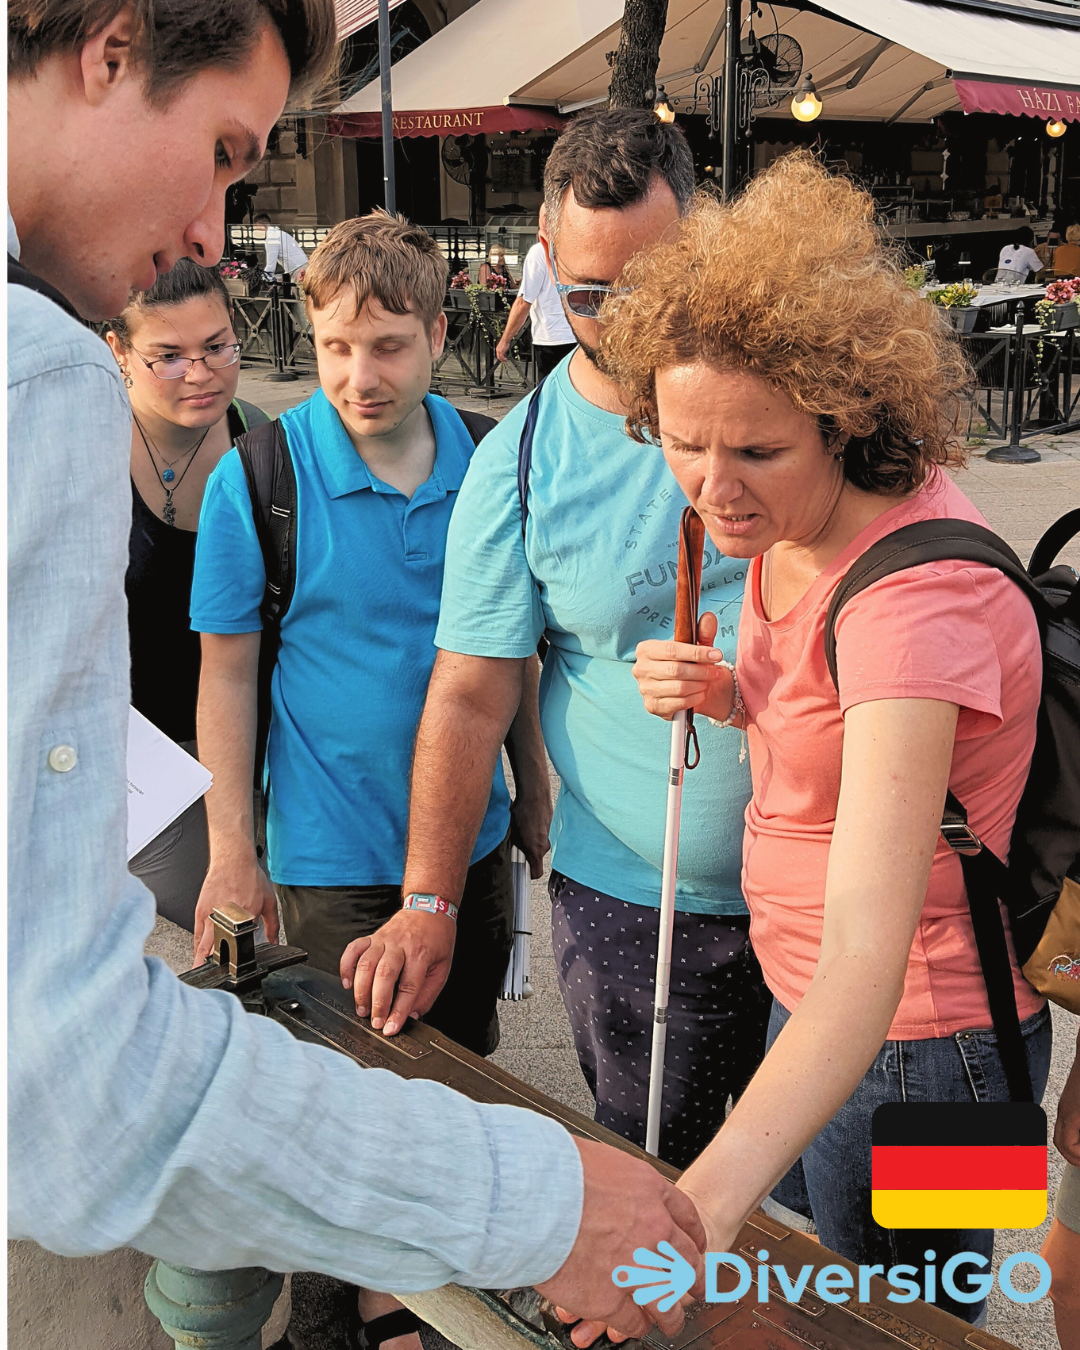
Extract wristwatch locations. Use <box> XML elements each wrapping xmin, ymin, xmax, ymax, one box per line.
<box><xmin>402</xmin><ymin>892</ymin><xmax>459</xmax><ymax>922</ymax></box>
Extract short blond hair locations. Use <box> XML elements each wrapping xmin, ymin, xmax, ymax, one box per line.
<box><xmin>303</xmin><ymin>211</ymin><xmax>447</xmax><ymax>331</ymax></box>
<box><xmin>603</xmin><ymin>152</ymin><xmax>971</xmax><ymax>497</ymax></box>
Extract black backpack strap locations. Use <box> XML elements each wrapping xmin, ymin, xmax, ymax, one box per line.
<box><xmin>517</xmin><ymin>377</ymin><xmax>547</xmax><ymax>543</ymax></box>
<box><xmin>234</xmin><ymin>420</ymin><xmax>297</xmax><ymax>801</ymax></box>
<box><xmin>456</xmin><ymin>407</ymin><xmax>497</xmax><ymax>447</ymax></box>
<box><xmin>824</xmin><ymin>519</ymin><xmax>1044</xmax><ymax>1102</ymax></box>
<box><xmin>941</xmin><ymin>792</ymin><xmax>1035</xmax><ymax>1102</ymax></box>
<box><xmin>8</xmin><ymin>254</ymin><xmax>80</xmax><ymax>320</ymax></box>
<box><xmin>1028</xmin><ymin>508</ymin><xmax>1080</xmax><ymax>580</ymax></box>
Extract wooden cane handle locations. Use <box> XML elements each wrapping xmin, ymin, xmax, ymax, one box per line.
<box><xmin>674</xmin><ymin>507</ymin><xmax>705</xmax><ymax>646</ymax></box>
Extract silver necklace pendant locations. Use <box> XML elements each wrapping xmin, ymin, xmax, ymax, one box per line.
<box><xmin>163</xmin><ymin>491</ymin><xmax>176</xmax><ymax>527</ymax></box>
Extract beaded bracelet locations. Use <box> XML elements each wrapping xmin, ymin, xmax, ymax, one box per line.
<box><xmin>705</xmin><ymin>659</ymin><xmax>743</xmax><ymax>729</ymax></box>
<box><xmin>705</xmin><ymin>660</ymin><xmax>748</xmax><ymax>764</ymax></box>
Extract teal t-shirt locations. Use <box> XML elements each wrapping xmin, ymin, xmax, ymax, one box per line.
<box><xmin>435</xmin><ymin>357</ymin><xmax>752</xmax><ymax>914</ymax></box>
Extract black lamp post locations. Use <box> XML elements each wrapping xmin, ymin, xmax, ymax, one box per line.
<box><xmin>378</xmin><ymin>0</ymin><xmax>396</xmax><ymax>215</ymax></box>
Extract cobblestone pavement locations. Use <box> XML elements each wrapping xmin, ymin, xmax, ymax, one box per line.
<box><xmin>232</xmin><ymin>371</ymin><xmax>1079</xmax><ymax>1350</ymax></box>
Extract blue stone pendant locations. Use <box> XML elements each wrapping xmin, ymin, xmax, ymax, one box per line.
<box><xmin>162</xmin><ymin>467</ymin><xmax>176</xmax><ymax>483</ymax></box>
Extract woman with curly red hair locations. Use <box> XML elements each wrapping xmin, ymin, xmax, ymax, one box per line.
<box><xmin>605</xmin><ymin>153</ymin><xmax>1050</xmax><ymax>1325</ymax></box>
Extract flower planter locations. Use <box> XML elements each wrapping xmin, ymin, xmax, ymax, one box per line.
<box><xmin>943</xmin><ymin>305</ymin><xmax>978</xmax><ymax>335</ymax></box>
<box><xmin>1050</xmin><ymin>301</ymin><xmax>1079</xmax><ymax>331</ymax></box>
<box><xmin>222</xmin><ymin>278</ymin><xmax>248</xmax><ymax>299</ymax></box>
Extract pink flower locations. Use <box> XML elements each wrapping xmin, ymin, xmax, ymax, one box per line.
<box><xmin>1046</xmin><ymin>277</ymin><xmax>1080</xmax><ymax>305</ymax></box>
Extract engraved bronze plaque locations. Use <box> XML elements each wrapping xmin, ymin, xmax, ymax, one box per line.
<box><xmin>181</xmin><ymin>945</ymin><xmax>1022</xmax><ymax>1350</ymax></box>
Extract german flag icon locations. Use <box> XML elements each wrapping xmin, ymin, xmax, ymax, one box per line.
<box><xmin>872</xmin><ymin>1103</ymin><xmax>1047</xmax><ymax>1230</ymax></box>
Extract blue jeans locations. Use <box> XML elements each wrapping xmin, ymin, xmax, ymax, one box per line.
<box><xmin>767</xmin><ymin>998</ymin><xmax>1052</xmax><ymax>1324</ymax></box>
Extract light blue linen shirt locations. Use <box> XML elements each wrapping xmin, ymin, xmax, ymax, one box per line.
<box><xmin>7</xmin><ymin>220</ymin><xmax>582</xmax><ymax>1283</ymax></box>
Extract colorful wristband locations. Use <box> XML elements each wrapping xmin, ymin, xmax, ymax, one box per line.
<box><xmin>402</xmin><ymin>892</ymin><xmax>459</xmax><ymax>922</ymax></box>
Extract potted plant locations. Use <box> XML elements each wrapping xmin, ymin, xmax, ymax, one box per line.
<box><xmin>218</xmin><ymin>259</ymin><xmax>250</xmax><ymax>298</ymax></box>
<box><xmin>447</xmin><ymin>268</ymin><xmax>473</xmax><ymax>310</ymax></box>
<box><xmin>927</xmin><ymin>282</ymin><xmax>979</xmax><ymax>334</ymax></box>
<box><xmin>1038</xmin><ymin>277</ymin><xmax>1080</xmax><ymax>331</ymax></box>
<box><xmin>902</xmin><ymin>264</ymin><xmax>927</xmax><ymax>291</ymax></box>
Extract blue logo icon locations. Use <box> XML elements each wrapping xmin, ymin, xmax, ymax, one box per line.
<box><xmin>612</xmin><ymin>1241</ymin><xmax>696</xmax><ymax>1312</ymax></box>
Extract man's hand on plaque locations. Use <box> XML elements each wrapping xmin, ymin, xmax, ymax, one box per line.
<box><xmin>535</xmin><ymin>1139</ymin><xmax>706</xmax><ymax>1342</ymax></box>
<box><xmin>340</xmin><ymin>909</ymin><xmax>456</xmax><ymax>1036</ymax></box>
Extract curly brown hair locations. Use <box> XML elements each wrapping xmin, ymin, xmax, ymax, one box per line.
<box><xmin>602</xmin><ymin>152</ymin><xmax>972</xmax><ymax>496</ymax></box>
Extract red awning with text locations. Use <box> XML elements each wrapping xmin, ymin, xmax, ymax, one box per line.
<box><xmin>954</xmin><ymin>79</ymin><xmax>1080</xmax><ymax>122</ymax></box>
<box><xmin>329</xmin><ymin>105</ymin><xmax>565</xmax><ymax>139</ymax></box>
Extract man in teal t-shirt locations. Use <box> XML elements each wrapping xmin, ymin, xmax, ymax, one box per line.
<box><xmin>353</xmin><ymin>111</ymin><xmax>771</xmax><ymax>1170</ymax></box>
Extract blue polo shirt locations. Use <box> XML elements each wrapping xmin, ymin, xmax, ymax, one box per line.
<box><xmin>191</xmin><ymin>389</ymin><xmax>510</xmax><ymax>886</ymax></box>
<box><xmin>436</xmin><ymin>356</ymin><xmax>751</xmax><ymax>915</ymax></box>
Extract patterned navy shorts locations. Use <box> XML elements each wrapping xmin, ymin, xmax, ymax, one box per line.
<box><xmin>549</xmin><ymin>871</ymin><xmax>772</xmax><ymax>1170</ymax></box>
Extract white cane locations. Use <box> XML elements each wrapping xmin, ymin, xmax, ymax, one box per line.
<box><xmin>645</xmin><ymin>507</ymin><xmax>705</xmax><ymax>1158</ymax></box>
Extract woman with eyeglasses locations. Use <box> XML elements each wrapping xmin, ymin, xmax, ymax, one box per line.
<box><xmin>106</xmin><ymin>259</ymin><xmax>268</xmax><ymax>932</ymax></box>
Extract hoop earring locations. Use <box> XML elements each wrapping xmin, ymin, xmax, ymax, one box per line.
<box><xmin>123</xmin><ymin>372</ymin><xmax>133</xmax><ymax>388</ymax></box>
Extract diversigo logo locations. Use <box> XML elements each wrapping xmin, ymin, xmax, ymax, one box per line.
<box><xmin>611</xmin><ymin>1246</ymin><xmax>1053</xmax><ymax>1310</ymax></box>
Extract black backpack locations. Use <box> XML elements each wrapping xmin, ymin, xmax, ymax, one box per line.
<box><xmin>824</xmin><ymin>512</ymin><xmax>1080</xmax><ymax>1102</ymax></box>
<box><xmin>235</xmin><ymin>406</ymin><xmax>497</xmax><ymax>797</ymax></box>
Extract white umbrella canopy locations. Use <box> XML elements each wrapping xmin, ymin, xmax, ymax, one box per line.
<box><xmin>334</xmin><ymin>0</ymin><xmax>406</xmax><ymax>43</ymax></box>
<box><xmin>334</xmin><ymin>0</ymin><xmax>623</xmax><ymax>118</ymax></box>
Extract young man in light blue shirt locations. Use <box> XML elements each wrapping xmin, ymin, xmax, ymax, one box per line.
<box><xmin>8</xmin><ymin>5</ymin><xmax>704</xmax><ymax>1338</ymax></box>
<box><xmin>350</xmin><ymin>111</ymin><xmax>771</xmax><ymax>1171</ymax></box>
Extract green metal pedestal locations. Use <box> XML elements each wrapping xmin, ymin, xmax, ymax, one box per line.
<box><xmin>144</xmin><ymin>1260</ymin><xmax>284</xmax><ymax>1350</ymax></box>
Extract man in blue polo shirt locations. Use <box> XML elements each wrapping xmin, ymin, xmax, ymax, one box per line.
<box><xmin>347</xmin><ymin>113</ymin><xmax>771</xmax><ymax>1173</ymax></box>
<box><xmin>191</xmin><ymin>210</ymin><xmax>551</xmax><ymax>1043</ymax></box>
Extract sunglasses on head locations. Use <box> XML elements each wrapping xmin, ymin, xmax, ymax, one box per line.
<box><xmin>550</xmin><ymin>250</ymin><xmax>634</xmax><ymax>319</ymax></box>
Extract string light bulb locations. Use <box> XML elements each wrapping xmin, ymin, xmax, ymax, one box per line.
<box><xmin>653</xmin><ymin>85</ymin><xmax>676</xmax><ymax>123</ymax></box>
<box><xmin>791</xmin><ymin>73</ymin><xmax>823</xmax><ymax>123</ymax></box>
<box><xmin>1047</xmin><ymin>119</ymin><xmax>1067</xmax><ymax>138</ymax></box>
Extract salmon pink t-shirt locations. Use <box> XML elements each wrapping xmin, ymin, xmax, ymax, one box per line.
<box><xmin>737</xmin><ymin>468</ymin><xmax>1044</xmax><ymax>1038</ymax></box>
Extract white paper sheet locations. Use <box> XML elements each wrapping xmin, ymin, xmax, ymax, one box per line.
<box><xmin>126</xmin><ymin>707</ymin><xmax>213</xmax><ymax>860</ymax></box>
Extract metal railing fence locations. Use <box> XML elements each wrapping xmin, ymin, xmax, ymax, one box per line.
<box><xmin>227</xmin><ymin>223</ymin><xmax>540</xmax><ymax>277</ymax></box>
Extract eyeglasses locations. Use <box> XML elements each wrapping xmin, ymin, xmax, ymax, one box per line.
<box><xmin>550</xmin><ymin>250</ymin><xmax>634</xmax><ymax>319</ymax></box>
<box><xmin>135</xmin><ymin>343</ymin><xmax>242</xmax><ymax>379</ymax></box>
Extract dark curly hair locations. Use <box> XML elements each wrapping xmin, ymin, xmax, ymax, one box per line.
<box><xmin>107</xmin><ymin>258</ymin><xmax>233</xmax><ymax>347</ymax></box>
<box><xmin>602</xmin><ymin>151</ymin><xmax>973</xmax><ymax>496</ymax></box>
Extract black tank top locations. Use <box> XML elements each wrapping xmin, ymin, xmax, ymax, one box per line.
<box><xmin>126</xmin><ymin>403</ymin><xmax>247</xmax><ymax>742</ymax></box>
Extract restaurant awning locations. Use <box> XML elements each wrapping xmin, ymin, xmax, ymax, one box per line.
<box><xmin>330</xmin><ymin>0</ymin><xmax>622</xmax><ymax>138</ymax></box>
<box><xmin>333</xmin><ymin>0</ymin><xmax>1080</xmax><ymax>136</ymax></box>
